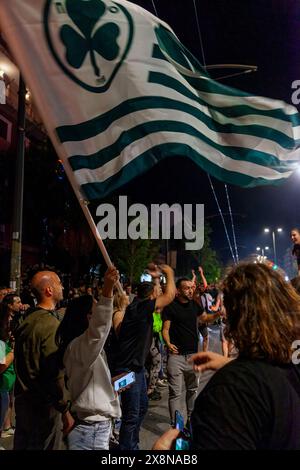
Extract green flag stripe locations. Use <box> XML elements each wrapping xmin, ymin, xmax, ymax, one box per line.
<box><xmin>57</xmin><ymin>95</ymin><xmax>296</xmax><ymax>149</ymax></box>
<box><xmin>80</xmin><ymin>142</ymin><xmax>288</xmax><ymax>200</ymax></box>
<box><xmin>152</xmin><ymin>43</ymin><xmax>168</xmax><ymax>61</ymax></box>
<box><xmin>151</xmin><ymin>45</ymin><xmax>300</xmax><ymax>126</ymax></box>
<box><xmin>182</xmin><ymin>77</ymin><xmax>300</xmax><ymax>127</ymax></box>
<box><xmin>68</xmin><ymin>120</ymin><xmax>295</xmax><ymax>173</ymax></box>
<box><xmin>149</xmin><ymin>71</ymin><xmax>300</xmax><ymax>127</ymax></box>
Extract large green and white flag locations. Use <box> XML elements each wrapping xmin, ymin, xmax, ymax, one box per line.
<box><xmin>0</xmin><ymin>0</ymin><xmax>299</xmax><ymax>200</ymax></box>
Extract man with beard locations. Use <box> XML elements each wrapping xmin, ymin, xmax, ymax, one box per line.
<box><xmin>162</xmin><ymin>278</ymin><xmax>219</xmax><ymax>427</ymax></box>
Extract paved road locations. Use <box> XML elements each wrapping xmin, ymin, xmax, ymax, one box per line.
<box><xmin>0</xmin><ymin>326</ymin><xmax>222</xmax><ymax>451</ymax></box>
<box><xmin>140</xmin><ymin>324</ymin><xmax>222</xmax><ymax>449</ymax></box>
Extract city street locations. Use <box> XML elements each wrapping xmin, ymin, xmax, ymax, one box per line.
<box><xmin>0</xmin><ymin>325</ymin><xmax>221</xmax><ymax>451</ymax></box>
<box><xmin>140</xmin><ymin>325</ymin><xmax>221</xmax><ymax>449</ymax></box>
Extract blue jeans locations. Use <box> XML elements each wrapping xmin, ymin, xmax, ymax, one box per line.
<box><xmin>67</xmin><ymin>420</ymin><xmax>111</xmax><ymax>450</ymax></box>
<box><xmin>118</xmin><ymin>368</ymin><xmax>148</xmax><ymax>450</ymax></box>
<box><xmin>0</xmin><ymin>391</ymin><xmax>9</xmax><ymax>431</ymax></box>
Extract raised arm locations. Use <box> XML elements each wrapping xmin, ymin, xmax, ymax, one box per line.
<box><xmin>87</xmin><ymin>266</ymin><xmax>119</xmax><ymax>344</ymax></box>
<box><xmin>155</xmin><ymin>265</ymin><xmax>176</xmax><ymax>311</ymax></box>
<box><xmin>191</xmin><ymin>269</ymin><xmax>197</xmax><ymax>288</ymax></box>
<box><xmin>71</xmin><ymin>266</ymin><xmax>119</xmax><ymax>366</ymax></box>
<box><xmin>198</xmin><ymin>266</ymin><xmax>208</xmax><ymax>290</ymax></box>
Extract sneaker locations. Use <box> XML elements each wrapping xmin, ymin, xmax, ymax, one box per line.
<box><xmin>156</xmin><ymin>379</ymin><xmax>168</xmax><ymax>387</ymax></box>
<box><xmin>0</xmin><ymin>446</ymin><xmax>6</xmax><ymax>451</ymax></box>
<box><xmin>148</xmin><ymin>390</ymin><xmax>162</xmax><ymax>401</ymax></box>
<box><xmin>1</xmin><ymin>427</ymin><xmax>15</xmax><ymax>438</ymax></box>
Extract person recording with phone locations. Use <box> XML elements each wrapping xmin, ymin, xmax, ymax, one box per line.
<box><xmin>55</xmin><ymin>266</ymin><xmax>121</xmax><ymax>450</ymax></box>
<box><xmin>114</xmin><ymin>264</ymin><xmax>176</xmax><ymax>450</ymax></box>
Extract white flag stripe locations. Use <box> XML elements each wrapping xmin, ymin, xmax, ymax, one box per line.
<box><xmin>73</xmin><ymin>130</ymin><xmax>294</xmax><ymax>186</ymax></box>
<box><xmin>55</xmin><ymin>71</ymin><xmax>298</xmax><ymax>145</ymax></box>
<box><xmin>63</xmin><ymin>107</ymin><xmax>298</xmax><ymax>162</ymax></box>
<box><xmin>200</xmin><ymin>89</ymin><xmax>298</xmax><ymax>116</ymax></box>
<box><xmin>150</xmin><ymin>57</ymin><xmax>298</xmax><ymax>115</ymax></box>
<box><xmin>145</xmin><ymin>69</ymin><xmax>299</xmax><ymax>136</ymax></box>
<box><xmin>143</xmin><ymin>80</ymin><xmax>298</xmax><ymax>135</ymax></box>
<box><xmin>151</xmin><ymin>59</ymin><xmax>298</xmax><ymax>116</ymax></box>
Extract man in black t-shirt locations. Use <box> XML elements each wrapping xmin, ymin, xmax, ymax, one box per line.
<box><xmin>162</xmin><ymin>278</ymin><xmax>218</xmax><ymax>425</ymax></box>
<box><xmin>115</xmin><ymin>265</ymin><xmax>175</xmax><ymax>451</ymax></box>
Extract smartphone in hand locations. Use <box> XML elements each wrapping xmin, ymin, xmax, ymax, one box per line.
<box><xmin>175</xmin><ymin>410</ymin><xmax>190</xmax><ymax>450</ymax></box>
<box><xmin>112</xmin><ymin>371</ymin><xmax>136</xmax><ymax>392</ymax></box>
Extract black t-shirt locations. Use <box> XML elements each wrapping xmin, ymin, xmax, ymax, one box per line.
<box><xmin>191</xmin><ymin>359</ymin><xmax>300</xmax><ymax>450</ymax></box>
<box><xmin>292</xmin><ymin>243</ymin><xmax>300</xmax><ymax>267</ymax></box>
<box><xmin>163</xmin><ymin>299</ymin><xmax>203</xmax><ymax>354</ymax></box>
<box><xmin>114</xmin><ymin>298</ymin><xmax>156</xmax><ymax>373</ymax></box>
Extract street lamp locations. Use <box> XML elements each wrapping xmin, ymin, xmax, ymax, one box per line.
<box><xmin>264</xmin><ymin>228</ymin><xmax>282</xmax><ymax>265</ymax></box>
<box><xmin>256</xmin><ymin>246</ymin><xmax>269</xmax><ymax>262</ymax></box>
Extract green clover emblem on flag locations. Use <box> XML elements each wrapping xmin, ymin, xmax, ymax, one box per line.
<box><xmin>44</xmin><ymin>0</ymin><xmax>133</xmax><ymax>92</ymax></box>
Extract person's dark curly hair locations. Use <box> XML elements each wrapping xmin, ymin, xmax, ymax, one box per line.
<box><xmin>222</xmin><ymin>263</ymin><xmax>300</xmax><ymax>364</ymax></box>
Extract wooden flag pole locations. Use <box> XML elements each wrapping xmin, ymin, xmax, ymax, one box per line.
<box><xmin>78</xmin><ymin>198</ymin><xmax>124</xmax><ymax>295</ymax></box>
<box><xmin>65</xmin><ymin>176</ymin><xmax>124</xmax><ymax>294</ymax></box>
<box><xmin>47</xmin><ymin>131</ymin><xmax>124</xmax><ymax>295</ymax></box>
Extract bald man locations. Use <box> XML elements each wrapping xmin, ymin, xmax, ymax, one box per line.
<box><xmin>13</xmin><ymin>271</ymin><xmax>74</xmax><ymax>450</ymax></box>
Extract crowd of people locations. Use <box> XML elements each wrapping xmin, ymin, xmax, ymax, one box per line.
<box><xmin>0</xmin><ymin>229</ymin><xmax>300</xmax><ymax>451</ymax></box>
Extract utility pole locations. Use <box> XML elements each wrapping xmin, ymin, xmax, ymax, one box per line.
<box><xmin>10</xmin><ymin>75</ymin><xmax>26</xmax><ymax>294</ymax></box>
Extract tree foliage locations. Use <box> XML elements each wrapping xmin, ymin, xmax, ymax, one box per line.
<box><xmin>107</xmin><ymin>236</ymin><xmax>159</xmax><ymax>284</ymax></box>
<box><xmin>190</xmin><ymin>222</ymin><xmax>221</xmax><ymax>283</ymax></box>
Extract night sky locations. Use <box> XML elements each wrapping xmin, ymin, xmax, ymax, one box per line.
<box><xmin>116</xmin><ymin>0</ymin><xmax>300</xmax><ymax>266</ymax></box>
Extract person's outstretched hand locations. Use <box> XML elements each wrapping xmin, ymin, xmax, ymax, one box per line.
<box><xmin>189</xmin><ymin>351</ymin><xmax>233</xmax><ymax>373</ymax></box>
<box><xmin>159</xmin><ymin>264</ymin><xmax>174</xmax><ymax>276</ymax></box>
<box><xmin>102</xmin><ymin>266</ymin><xmax>119</xmax><ymax>298</ymax></box>
<box><xmin>152</xmin><ymin>428</ymin><xmax>180</xmax><ymax>450</ymax></box>
<box><xmin>146</xmin><ymin>263</ymin><xmax>162</xmax><ymax>279</ymax></box>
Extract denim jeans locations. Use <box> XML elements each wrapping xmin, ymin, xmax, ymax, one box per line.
<box><xmin>118</xmin><ymin>368</ymin><xmax>148</xmax><ymax>450</ymax></box>
<box><xmin>0</xmin><ymin>391</ymin><xmax>9</xmax><ymax>431</ymax></box>
<box><xmin>68</xmin><ymin>420</ymin><xmax>112</xmax><ymax>450</ymax></box>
